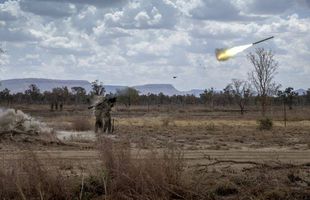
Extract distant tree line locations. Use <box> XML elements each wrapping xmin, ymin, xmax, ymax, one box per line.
<box><xmin>1</xmin><ymin>80</ymin><xmax>310</xmax><ymax>113</ymax></box>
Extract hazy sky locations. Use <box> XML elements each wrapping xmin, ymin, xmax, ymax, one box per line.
<box><xmin>0</xmin><ymin>0</ymin><xmax>309</xmax><ymax>90</ymax></box>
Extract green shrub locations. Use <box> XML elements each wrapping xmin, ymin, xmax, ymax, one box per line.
<box><xmin>258</xmin><ymin>118</ymin><xmax>273</xmax><ymax>130</ymax></box>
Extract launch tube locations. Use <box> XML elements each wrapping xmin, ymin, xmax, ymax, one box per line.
<box><xmin>252</xmin><ymin>36</ymin><xmax>274</xmax><ymax>45</ymax></box>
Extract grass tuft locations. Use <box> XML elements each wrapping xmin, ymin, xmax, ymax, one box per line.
<box><xmin>71</xmin><ymin>117</ymin><xmax>92</xmax><ymax>131</ymax></box>
<box><xmin>257</xmin><ymin>117</ymin><xmax>273</xmax><ymax>130</ymax></box>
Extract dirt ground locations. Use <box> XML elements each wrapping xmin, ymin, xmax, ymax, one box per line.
<box><xmin>1</xmin><ymin>104</ymin><xmax>309</xmax><ymax>199</ymax></box>
<box><xmin>2</xmin><ymin>104</ymin><xmax>310</xmax><ymax>165</ymax></box>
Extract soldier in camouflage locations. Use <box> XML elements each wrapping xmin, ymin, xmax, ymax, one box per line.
<box><xmin>89</xmin><ymin>96</ymin><xmax>116</xmax><ymax>134</ymax></box>
<box><xmin>93</xmin><ymin>100</ymin><xmax>106</xmax><ymax>133</ymax></box>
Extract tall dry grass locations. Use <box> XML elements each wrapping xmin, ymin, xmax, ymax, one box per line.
<box><xmin>0</xmin><ymin>152</ymin><xmax>73</xmax><ymax>200</ymax></box>
<box><xmin>71</xmin><ymin>117</ymin><xmax>92</xmax><ymax>131</ymax></box>
<box><xmin>95</xmin><ymin>138</ymin><xmax>193</xmax><ymax>199</ymax></box>
<box><xmin>1</xmin><ymin>139</ymin><xmax>308</xmax><ymax>199</ymax></box>
<box><xmin>0</xmin><ymin>140</ymin><xmax>201</xmax><ymax>200</ymax></box>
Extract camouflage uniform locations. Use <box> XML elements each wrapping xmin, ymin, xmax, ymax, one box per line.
<box><xmin>103</xmin><ymin>102</ymin><xmax>112</xmax><ymax>133</ymax></box>
<box><xmin>94</xmin><ymin>99</ymin><xmax>112</xmax><ymax>134</ymax></box>
<box><xmin>94</xmin><ymin>101</ymin><xmax>105</xmax><ymax>133</ymax></box>
<box><xmin>89</xmin><ymin>95</ymin><xmax>116</xmax><ymax>134</ymax></box>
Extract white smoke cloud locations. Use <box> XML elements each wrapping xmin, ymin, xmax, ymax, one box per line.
<box><xmin>0</xmin><ymin>108</ymin><xmax>51</xmax><ymax>134</ymax></box>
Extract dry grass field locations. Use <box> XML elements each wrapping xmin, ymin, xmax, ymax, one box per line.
<box><xmin>0</xmin><ymin>104</ymin><xmax>309</xmax><ymax>199</ymax></box>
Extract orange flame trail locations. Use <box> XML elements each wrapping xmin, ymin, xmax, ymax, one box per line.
<box><xmin>215</xmin><ymin>44</ymin><xmax>252</xmax><ymax>61</ymax></box>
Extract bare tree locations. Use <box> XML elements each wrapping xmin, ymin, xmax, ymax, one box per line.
<box><xmin>229</xmin><ymin>79</ymin><xmax>252</xmax><ymax>115</ymax></box>
<box><xmin>248</xmin><ymin>48</ymin><xmax>280</xmax><ymax>116</ymax></box>
<box><xmin>91</xmin><ymin>80</ymin><xmax>105</xmax><ymax>96</ymax></box>
<box><xmin>24</xmin><ymin>84</ymin><xmax>41</xmax><ymax>104</ymax></box>
<box><xmin>200</xmin><ymin>88</ymin><xmax>215</xmax><ymax>109</ymax></box>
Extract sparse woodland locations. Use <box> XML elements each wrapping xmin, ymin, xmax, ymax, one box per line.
<box><xmin>0</xmin><ymin>81</ymin><xmax>309</xmax><ymax>112</ymax></box>
<box><xmin>1</xmin><ymin>49</ymin><xmax>310</xmax><ymax>199</ymax></box>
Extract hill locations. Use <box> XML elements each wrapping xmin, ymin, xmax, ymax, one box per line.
<box><xmin>0</xmin><ymin>78</ymin><xmax>205</xmax><ymax>96</ymax></box>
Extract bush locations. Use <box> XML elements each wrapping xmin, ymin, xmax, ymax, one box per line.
<box><xmin>161</xmin><ymin>117</ymin><xmax>175</xmax><ymax>127</ymax></box>
<box><xmin>76</xmin><ymin>175</ymin><xmax>105</xmax><ymax>200</ymax></box>
<box><xmin>71</xmin><ymin>117</ymin><xmax>92</xmax><ymax>131</ymax></box>
<box><xmin>214</xmin><ymin>182</ymin><xmax>238</xmax><ymax>196</ymax></box>
<box><xmin>97</xmin><ymin>138</ymin><xmax>188</xmax><ymax>199</ymax></box>
<box><xmin>258</xmin><ymin>118</ymin><xmax>273</xmax><ymax>130</ymax></box>
<box><xmin>264</xmin><ymin>188</ymin><xmax>290</xmax><ymax>200</ymax></box>
<box><xmin>206</xmin><ymin>122</ymin><xmax>215</xmax><ymax>131</ymax></box>
<box><xmin>0</xmin><ymin>152</ymin><xmax>72</xmax><ymax>200</ymax></box>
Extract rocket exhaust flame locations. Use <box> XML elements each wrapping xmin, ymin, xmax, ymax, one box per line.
<box><xmin>216</xmin><ymin>44</ymin><xmax>252</xmax><ymax>61</ymax></box>
<box><xmin>215</xmin><ymin>36</ymin><xmax>274</xmax><ymax>61</ymax></box>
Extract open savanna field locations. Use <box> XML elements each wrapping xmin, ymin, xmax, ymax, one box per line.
<box><xmin>1</xmin><ymin>104</ymin><xmax>310</xmax><ymax>199</ymax></box>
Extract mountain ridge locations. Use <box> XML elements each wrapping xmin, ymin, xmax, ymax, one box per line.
<box><xmin>0</xmin><ymin>78</ymin><xmax>205</xmax><ymax>96</ymax></box>
<box><xmin>1</xmin><ymin>78</ymin><xmax>306</xmax><ymax>96</ymax></box>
